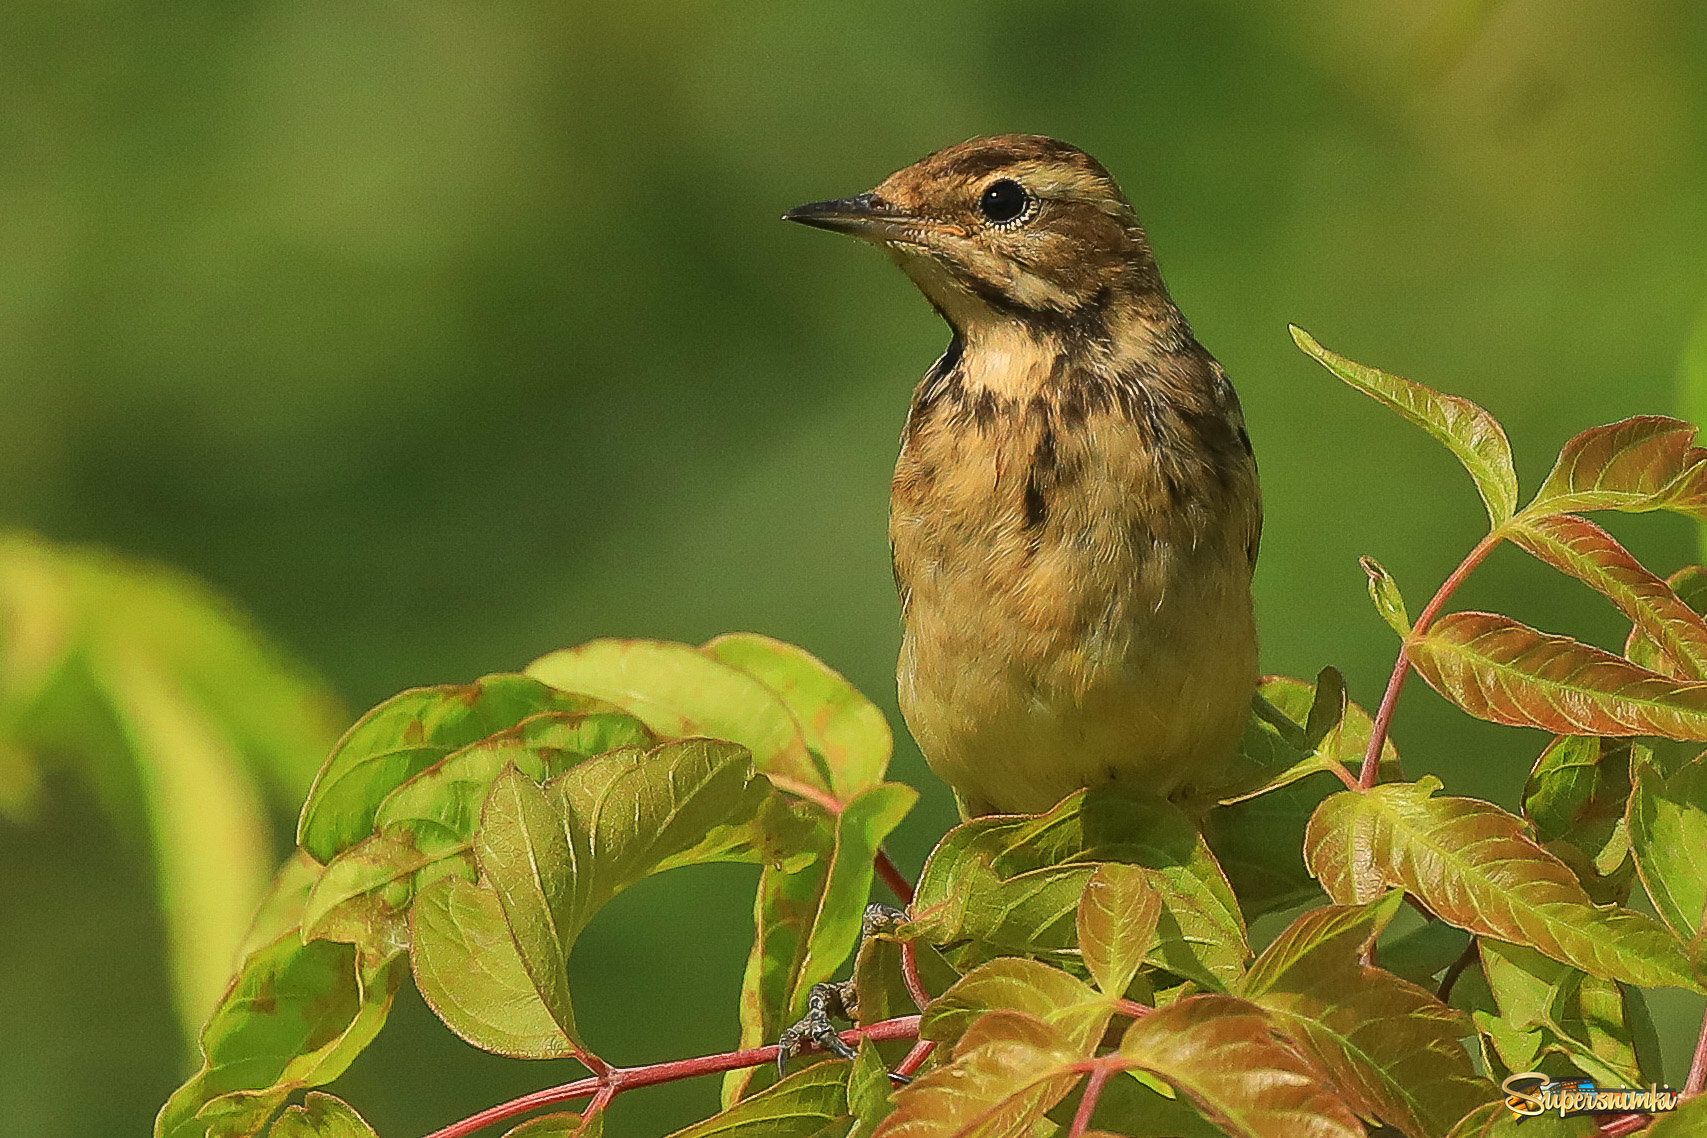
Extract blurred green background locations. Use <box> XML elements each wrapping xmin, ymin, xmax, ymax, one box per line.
<box><xmin>3</xmin><ymin>1</ymin><xmax>1706</xmax><ymax>1134</ymax></box>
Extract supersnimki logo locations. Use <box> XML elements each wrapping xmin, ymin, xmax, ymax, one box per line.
<box><xmin>1502</xmin><ymin>1072</ymin><xmax>1682</xmax><ymax>1119</ymax></box>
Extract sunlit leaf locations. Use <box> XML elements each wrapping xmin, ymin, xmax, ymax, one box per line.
<box><xmin>1119</xmin><ymin>994</ymin><xmax>1365</xmax><ymax>1138</ymax></box>
<box><xmin>1526</xmin><ymin>416</ymin><xmax>1707</xmax><ymax>520</ymax></box>
<box><xmin>154</xmin><ymin>936</ymin><xmax>403</xmax><ymax>1138</ymax></box>
<box><xmin>1304</xmin><ymin>780</ymin><xmax>1700</xmax><ymax>992</ymax></box>
<box><xmin>1361</xmin><ymin>557</ymin><xmax>1411</xmax><ymax>638</ymax></box>
<box><xmin>874</xmin><ymin>1011</ymin><xmax>1083</xmax><ymax>1138</ymax></box>
<box><xmin>1408</xmin><ymin>610</ymin><xmax>1707</xmax><ymax>738</ymax></box>
<box><xmin>477</xmin><ymin>740</ymin><xmax>759</xmax><ymax>1052</ymax></box>
<box><xmin>849</xmin><ymin>1040</ymin><xmax>898</xmax><ymax>1129</ymax></box>
<box><xmin>301</xmin><ymin>711</ymin><xmax>657</xmax><ymax>955</ymax></box>
<box><xmin>668</xmin><ymin>1061</ymin><xmax>852</xmax><ymax>1138</ymax></box>
<box><xmin>726</xmin><ymin>783</ymin><xmax>915</xmax><ymax>1104</ymax></box>
<box><xmin>1241</xmin><ymin>895</ymin><xmax>1493</xmax><ymax>1137</ymax></box>
<box><xmin>409</xmin><ymin>875</ymin><xmax>577</xmax><ymax>1059</ymax></box>
<box><xmin>1629</xmin><ymin>565</ymin><xmax>1707</xmax><ymax>673</ymax></box>
<box><xmin>1291</xmin><ymin>327</ymin><xmax>1517</xmax><ymax>528</ymax></box>
<box><xmin>1507</xmin><ymin>513</ymin><xmax>1707</xmax><ymax>679</ymax></box>
<box><xmin>1628</xmin><ymin>754</ymin><xmax>1707</xmax><ymax>940</ymax></box>
<box><xmin>298</xmin><ymin>674</ymin><xmax>605</xmax><ymax>861</ymax></box>
<box><xmin>912</xmin><ymin>787</ymin><xmax>1247</xmax><ymax>990</ymax></box>
<box><xmin>920</xmin><ymin>957</ymin><xmax>1108</xmax><ymax>1054</ymax></box>
<box><xmin>703</xmin><ymin>632</ymin><xmax>892</xmax><ymax>800</ymax></box>
<box><xmin>527</xmin><ymin>638</ymin><xmax>826</xmax><ymax>797</ymax></box>
<box><xmin>267</xmin><ymin>1092</ymin><xmax>377</xmax><ymax>1138</ymax></box>
<box><xmin>1078</xmin><ymin>863</ymin><xmax>1162</xmax><ymax>998</ymax></box>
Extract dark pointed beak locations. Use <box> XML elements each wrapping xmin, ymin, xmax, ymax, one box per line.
<box><xmin>783</xmin><ymin>192</ymin><xmax>909</xmax><ymax>239</ymax></box>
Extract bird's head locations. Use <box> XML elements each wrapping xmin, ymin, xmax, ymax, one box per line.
<box><xmin>784</xmin><ymin>134</ymin><xmax>1160</xmax><ymax>334</ymax></box>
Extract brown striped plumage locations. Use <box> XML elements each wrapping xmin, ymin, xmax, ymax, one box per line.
<box><xmin>787</xmin><ymin>135</ymin><xmax>1259</xmax><ymax>817</ymax></box>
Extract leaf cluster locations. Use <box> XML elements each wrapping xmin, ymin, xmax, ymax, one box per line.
<box><xmin>152</xmin><ymin>335</ymin><xmax>1707</xmax><ymax>1138</ymax></box>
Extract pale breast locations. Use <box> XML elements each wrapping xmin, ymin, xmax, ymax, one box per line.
<box><xmin>890</xmin><ymin>370</ymin><xmax>1259</xmax><ymax>817</ymax></box>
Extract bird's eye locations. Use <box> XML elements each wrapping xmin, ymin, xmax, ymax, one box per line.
<box><xmin>978</xmin><ymin>179</ymin><xmax>1032</xmax><ymax>226</ymax></box>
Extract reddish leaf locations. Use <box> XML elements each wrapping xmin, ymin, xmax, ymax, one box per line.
<box><xmin>1119</xmin><ymin>995</ymin><xmax>1366</xmax><ymax>1138</ymax></box>
<box><xmin>874</xmin><ymin>1011</ymin><xmax>1083</xmax><ymax>1138</ymax></box>
<box><xmin>1304</xmin><ymin>780</ymin><xmax>1699</xmax><ymax>992</ymax></box>
<box><xmin>1408</xmin><ymin>611</ymin><xmax>1707</xmax><ymax>739</ymax></box>
<box><xmin>1077</xmin><ymin>863</ymin><xmax>1162</xmax><ymax>998</ymax></box>
<box><xmin>1527</xmin><ymin>416</ymin><xmax>1707</xmax><ymax>519</ymax></box>
<box><xmin>1629</xmin><ymin>565</ymin><xmax>1707</xmax><ymax>674</ymax></box>
<box><xmin>1242</xmin><ymin>897</ymin><xmax>1495</xmax><ymax>1137</ymax></box>
<box><xmin>1507</xmin><ymin>514</ymin><xmax>1707</xmax><ymax>679</ymax></box>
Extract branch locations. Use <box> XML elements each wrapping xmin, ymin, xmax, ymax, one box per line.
<box><xmin>420</xmin><ymin>1015</ymin><xmax>923</xmax><ymax>1138</ymax></box>
<box><xmin>1362</xmin><ymin>530</ymin><xmax>1504</xmax><ymax>787</ymax></box>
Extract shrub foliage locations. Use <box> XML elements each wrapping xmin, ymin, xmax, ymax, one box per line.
<box><xmin>154</xmin><ymin>331</ymin><xmax>1707</xmax><ymax>1138</ymax></box>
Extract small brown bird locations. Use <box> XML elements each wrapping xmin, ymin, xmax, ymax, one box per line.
<box><xmin>786</xmin><ymin>135</ymin><xmax>1260</xmax><ymax>817</ymax></box>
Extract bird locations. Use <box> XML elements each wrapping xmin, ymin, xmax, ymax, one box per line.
<box><xmin>785</xmin><ymin>134</ymin><xmax>1260</xmax><ymax>819</ymax></box>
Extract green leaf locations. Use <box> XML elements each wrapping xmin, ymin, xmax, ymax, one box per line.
<box><xmin>1241</xmin><ymin>895</ymin><xmax>1493</xmax><ymax>1138</ymax></box>
<box><xmin>726</xmin><ymin>783</ymin><xmax>914</xmax><ymax>1104</ymax></box>
<box><xmin>409</xmin><ymin>874</ymin><xmax>578</xmax><ymax>1059</ymax></box>
<box><xmin>1628</xmin><ymin>754</ymin><xmax>1707</xmax><ymax>939</ymax></box>
<box><xmin>849</xmin><ymin>1040</ymin><xmax>898</xmax><ymax>1129</ymax></box>
<box><xmin>1118</xmin><ymin>994</ymin><xmax>1365</xmax><ymax>1138</ymax></box>
<box><xmin>667</xmin><ymin>1061</ymin><xmax>852</xmax><ymax>1138</ymax></box>
<box><xmin>920</xmin><ymin>957</ymin><xmax>1109</xmax><ymax>1053</ymax></box>
<box><xmin>1304</xmin><ymin>780</ymin><xmax>1701</xmax><ymax>992</ymax></box>
<box><xmin>301</xmin><ymin>711</ymin><xmax>657</xmax><ymax>955</ymax></box>
<box><xmin>1445</xmin><ymin>1101</ymin><xmax>1597</xmax><ymax>1137</ymax></box>
<box><xmin>1291</xmin><ymin>327</ymin><xmax>1517</xmax><ymax>528</ymax></box>
<box><xmin>1643</xmin><ymin>1094</ymin><xmax>1707</xmax><ymax>1136</ymax></box>
<box><xmin>1378</xmin><ymin>921</ymin><xmax>1472</xmax><ymax>989</ymax></box>
<box><xmin>503</xmin><ymin>1114</ymin><xmax>601</xmax><ymax>1138</ymax></box>
<box><xmin>1408</xmin><ymin>610</ymin><xmax>1707</xmax><ymax>738</ymax></box>
<box><xmin>1361</xmin><ymin>557</ymin><xmax>1411</xmax><ymax>637</ymax></box>
<box><xmin>1522</xmin><ymin>736</ymin><xmax>1634</xmax><ymax>904</ymax></box>
<box><xmin>912</xmin><ymin>787</ymin><xmax>1248</xmax><ymax>990</ymax></box>
<box><xmin>155</xmin><ymin>937</ymin><xmax>403</xmax><ymax>1138</ymax></box>
<box><xmin>1478</xmin><ymin>939</ymin><xmax>1643</xmax><ymax>1087</ymax></box>
<box><xmin>527</xmin><ymin>638</ymin><xmax>829</xmax><ymax>798</ymax></box>
<box><xmin>1079</xmin><ymin>863</ymin><xmax>1162</xmax><ymax>998</ymax></box>
<box><xmin>0</xmin><ymin>534</ymin><xmax>343</xmax><ymax>1040</ymax></box>
<box><xmin>1212</xmin><ymin>675</ymin><xmax>1398</xmax><ymax>921</ymax></box>
<box><xmin>1526</xmin><ymin>416</ymin><xmax>1707</xmax><ymax>520</ymax></box>
<box><xmin>1507</xmin><ymin>513</ymin><xmax>1707</xmax><ymax>679</ymax></box>
<box><xmin>298</xmin><ymin>674</ymin><xmax>605</xmax><ymax>861</ymax></box>
<box><xmin>874</xmin><ymin>1011</ymin><xmax>1084</xmax><ymax>1138</ymax></box>
<box><xmin>267</xmin><ymin>1092</ymin><xmax>378</xmax><ymax>1138</ymax></box>
<box><xmin>702</xmin><ymin>632</ymin><xmax>892</xmax><ymax>800</ymax></box>
<box><xmin>476</xmin><ymin>740</ymin><xmax>760</xmax><ymax>1053</ymax></box>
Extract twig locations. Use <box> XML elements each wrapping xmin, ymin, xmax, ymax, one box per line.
<box><xmin>1067</xmin><ymin>1065</ymin><xmax>1114</xmax><ymax>1138</ymax></box>
<box><xmin>1434</xmin><ymin>938</ymin><xmax>1478</xmax><ymax>1004</ymax></box>
<box><xmin>419</xmin><ymin>1015</ymin><xmax>923</xmax><ymax>1138</ymax></box>
<box><xmin>1362</xmin><ymin>531</ymin><xmax>1504</xmax><ymax>788</ymax></box>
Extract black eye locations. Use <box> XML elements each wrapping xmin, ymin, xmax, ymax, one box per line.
<box><xmin>979</xmin><ymin>179</ymin><xmax>1031</xmax><ymax>225</ymax></box>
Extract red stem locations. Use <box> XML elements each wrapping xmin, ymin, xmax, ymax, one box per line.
<box><xmin>875</xmin><ymin>849</ymin><xmax>915</xmax><ymax>906</ymax></box>
<box><xmin>893</xmin><ymin>1038</ymin><xmax>937</xmax><ymax>1080</ymax></box>
<box><xmin>1067</xmin><ymin>1065</ymin><xmax>1114</xmax><ymax>1138</ymax></box>
<box><xmin>419</xmin><ymin>1015</ymin><xmax>922</xmax><ymax>1138</ymax></box>
<box><xmin>901</xmin><ymin>939</ymin><xmax>933</xmax><ymax>1011</ymax></box>
<box><xmin>1597</xmin><ymin>1113</ymin><xmax>1655</xmax><ymax>1136</ymax></box>
<box><xmin>1113</xmin><ymin>999</ymin><xmax>1152</xmax><ymax>1019</ymax></box>
<box><xmin>1686</xmin><ymin>1001</ymin><xmax>1707</xmax><ymax>1097</ymax></box>
<box><xmin>1361</xmin><ymin>531</ymin><xmax>1504</xmax><ymax>788</ymax></box>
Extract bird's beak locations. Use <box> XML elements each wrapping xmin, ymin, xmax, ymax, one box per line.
<box><xmin>783</xmin><ymin>192</ymin><xmax>915</xmax><ymax>242</ymax></box>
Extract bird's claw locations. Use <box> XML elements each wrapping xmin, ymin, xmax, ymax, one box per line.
<box><xmin>776</xmin><ymin>982</ymin><xmax>858</xmax><ymax>1077</ymax></box>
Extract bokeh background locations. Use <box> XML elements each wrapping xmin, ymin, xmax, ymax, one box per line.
<box><xmin>3</xmin><ymin>1</ymin><xmax>1706</xmax><ymax>1134</ymax></box>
